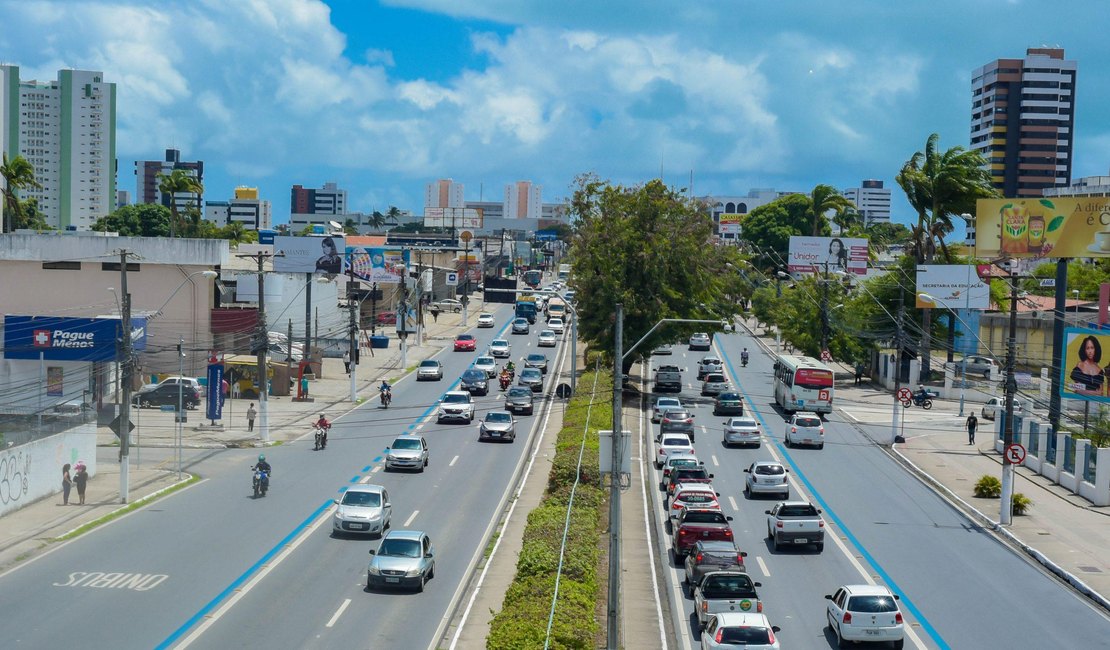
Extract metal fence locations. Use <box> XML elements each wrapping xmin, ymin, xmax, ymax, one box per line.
<box><xmin>1084</xmin><ymin>446</ymin><xmax>1098</xmax><ymax>484</ymax></box>
<box><xmin>1063</xmin><ymin>436</ymin><xmax>1076</xmax><ymax>474</ymax></box>
<box><xmin>0</xmin><ymin>409</ymin><xmax>97</xmax><ymax>448</ymax></box>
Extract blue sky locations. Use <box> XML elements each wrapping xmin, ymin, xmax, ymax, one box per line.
<box><xmin>0</xmin><ymin>0</ymin><xmax>1107</xmax><ymax>229</ymax></box>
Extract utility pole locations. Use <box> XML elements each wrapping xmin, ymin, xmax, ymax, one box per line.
<box><xmin>348</xmin><ymin>269</ymin><xmax>358</xmax><ymax>402</ymax></box>
<box><xmin>237</xmin><ymin>249</ymin><xmax>280</xmax><ymax>442</ymax></box>
<box><xmin>304</xmin><ymin>272</ymin><xmax>313</xmax><ymax>367</ymax></box>
<box><xmin>819</xmin><ymin>261</ymin><xmax>830</xmax><ymax>354</ymax></box>
<box><xmin>1048</xmin><ymin>258</ymin><xmax>1069</xmax><ymax>433</ymax></box>
<box><xmin>890</xmin><ymin>291</ymin><xmax>905</xmax><ymax>445</ymax></box>
<box><xmin>1001</xmin><ymin>266</ymin><xmax>1020</xmax><ymax>525</ymax></box>
<box><xmin>607</xmin><ymin>303</ymin><xmax>623</xmax><ymax>649</ymax></box>
<box><xmin>118</xmin><ymin>250</ymin><xmax>134</xmax><ymax>503</ymax></box>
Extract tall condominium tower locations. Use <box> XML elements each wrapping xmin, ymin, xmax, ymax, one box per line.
<box><xmin>135</xmin><ymin>148</ymin><xmax>204</xmax><ymax>215</ymax></box>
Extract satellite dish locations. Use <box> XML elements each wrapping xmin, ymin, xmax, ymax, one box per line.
<box><xmin>328</xmin><ymin>220</ymin><xmax>343</xmax><ymax>231</ymax></box>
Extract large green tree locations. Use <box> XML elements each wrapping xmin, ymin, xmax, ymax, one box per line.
<box><xmin>1</xmin><ymin>153</ymin><xmax>42</xmax><ymax>233</ymax></box>
<box><xmin>92</xmin><ymin>203</ymin><xmax>173</xmax><ymax>237</ymax></box>
<box><xmin>739</xmin><ymin>194</ymin><xmax>831</xmax><ymax>271</ymax></box>
<box><xmin>157</xmin><ymin>169</ymin><xmax>204</xmax><ymax>238</ymax></box>
<box><xmin>567</xmin><ymin>175</ymin><xmax>740</xmax><ymax>367</ymax></box>
<box><xmin>806</xmin><ymin>184</ymin><xmax>855</xmax><ymax>236</ymax></box>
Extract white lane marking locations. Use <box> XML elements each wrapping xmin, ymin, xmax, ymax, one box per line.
<box><xmin>359</xmin><ymin>475</ymin><xmax>372</xmax><ymax>484</ymax></box>
<box><xmin>403</xmin><ymin>510</ymin><xmax>419</xmax><ymax>527</ymax></box>
<box><xmin>449</xmin><ymin>455</ymin><xmax>459</xmax><ymax>467</ymax></box>
<box><xmin>756</xmin><ymin>556</ymin><xmax>770</xmax><ymax>578</ymax></box>
<box><xmin>711</xmin><ymin>454</ymin><xmax>719</xmax><ymax>467</ymax></box>
<box><xmin>371</xmin><ymin>465</ymin><xmax>382</xmax><ymax>473</ymax></box>
<box><xmin>177</xmin><ymin>504</ymin><xmax>334</xmax><ymax>648</ymax></box>
<box><xmin>326</xmin><ymin>598</ymin><xmax>351</xmax><ymax>628</ymax></box>
<box><xmin>417</xmin><ymin>423</ymin><xmax>425</xmax><ymax>430</ymax></box>
<box><xmin>728</xmin><ymin>496</ymin><xmax>739</xmax><ymax>511</ymax></box>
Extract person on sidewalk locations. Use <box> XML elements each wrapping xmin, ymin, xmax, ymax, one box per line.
<box><xmin>430</xmin><ymin>306</ymin><xmax>440</xmax><ymax>323</ymax></box>
<box><xmin>966</xmin><ymin>413</ymin><xmax>978</xmax><ymax>445</ymax></box>
<box><xmin>247</xmin><ymin>402</ymin><xmax>257</xmax><ymax>432</ymax></box>
<box><xmin>73</xmin><ymin>462</ymin><xmax>88</xmax><ymax>505</ymax></box>
<box><xmin>343</xmin><ymin>349</ymin><xmax>351</xmax><ymax>374</ymax></box>
<box><xmin>855</xmin><ymin>363</ymin><xmax>865</xmax><ymax>385</ymax></box>
<box><xmin>61</xmin><ymin>463</ymin><xmax>72</xmax><ymax>505</ymax></box>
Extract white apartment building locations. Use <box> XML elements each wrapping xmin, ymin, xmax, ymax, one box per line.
<box><xmin>504</xmin><ymin>181</ymin><xmax>543</xmax><ymax>219</ymax></box>
<box><xmin>0</xmin><ymin>65</ymin><xmax>115</xmax><ymax>231</ymax></box>
<box><xmin>704</xmin><ymin>189</ymin><xmax>797</xmax><ymax>240</ymax></box>
<box><xmin>843</xmin><ymin>179</ymin><xmax>891</xmax><ymax>225</ymax></box>
<box><xmin>204</xmin><ymin>187</ymin><xmax>271</xmax><ymax>230</ymax></box>
<box><xmin>1043</xmin><ymin>172</ymin><xmax>1110</xmax><ymax>198</ymax></box>
<box><xmin>425</xmin><ymin>179</ymin><xmax>465</xmax><ymax>210</ymax></box>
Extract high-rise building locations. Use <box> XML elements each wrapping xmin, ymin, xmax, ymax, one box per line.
<box><xmin>425</xmin><ymin>178</ymin><xmax>465</xmax><ymax>210</ymax></box>
<box><xmin>504</xmin><ymin>181</ymin><xmax>542</xmax><ymax>219</ymax></box>
<box><xmin>0</xmin><ymin>65</ymin><xmax>116</xmax><ymax>230</ymax></box>
<box><xmin>1043</xmin><ymin>171</ymin><xmax>1110</xmax><ymax>198</ymax></box>
<box><xmin>135</xmin><ymin>148</ymin><xmax>204</xmax><ymax>215</ymax></box>
<box><xmin>843</xmin><ymin>180</ymin><xmax>891</xmax><ymax>226</ymax></box>
<box><xmin>116</xmin><ymin>190</ymin><xmax>130</xmax><ymax>210</ymax></box>
<box><xmin>290</xmin><ymin>181</ymin><xmax>349</xmax><ymax>229</ymax></box>
<box><xmin>204</xmin><ymin>187</ymin><xmax>271</xmax><ymax>230</ymax></box>
<box><xmin>970</xmin><ymin>47</ymin><xmax>1076</xmax><ymax>198</ymax></box>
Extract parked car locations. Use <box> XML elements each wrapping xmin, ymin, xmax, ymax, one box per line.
<box><xmin>332</xmin><ymin>484</ymin><xmax>391</xmax><ymax>537</ymax></box>
<box><xmin>785</xmin><ymin>411</ymin><xmax>824</xmax><ymax>449</ymax></box>
<box><xmin>459</xmin><ymin>368</ymin><xmax>489</xmax><ymax>396</ymax></box>
<box><xmin>766</xmin><ymin>501</ymin><xmax>825</xmax><ymax>552</ymax></box>
<box><xmin>701</xmin><ymin>373</ymin><xmax>729</xmax><ymax>396</ymax></box>
<box><xmin>518</xmin><ymin>367</ymin><xmax>544</xmax><ymax>392</ymax></box>
<box><xmin>537</xmin><ymin>330</ymin><xmax>558</xmax><ymax>347</ymax></box>
<box><xmin>713</xmin><ymin>392</ymin><xmax>744</xmax><ymax>416</ymax></box>
<box><xmin>723</xmin><ymin>417</ymin><xmax>761</xmax><ymax>448</ymax></box>
<box><xmin>656</xmin><ymin>433</ymin><xmax>695</xmax><ymax>469</ymax></box>
<box><xmin>685</xmin><ymin>540</ymin><xmax>747</xmax><ymax>597</ymax></box>
<box><xmin>659</xmin><ymin>408</ymin><xmax>695</xmax><ymax>438</ymax></box>
<box><xmin>385</xmin><ymin>435</ymin><xmax>429</xmax><ymax>472</ymax></box>
<box><xmin>694</xmin><ymin>571</ymin><xmax>763</xmax><ymax>629</ymax></box>
<box><xmin>511</xmin><ymin>318</ymin><xmax>530</xmax><ymax>334</ymax></box>
<box><xmin>981</xmin><ymin>395</ymin><xmax>1029</xmax><ymax>420</ymax></box>
<box><xmin>479</xmin><ymin>411</ymin><xmax>517</xmax><ymax>442</ymax></box>
<box><xmin>524</xmin><ymin>352</ymin><xmax>549</xmax><ymax>374</ymax></box>
<box><xmin>375</xmin><ymin>311</ymin><xmax>397</xmax><ymax>325</ymax></box>
<box><xmin>697</xmin><ymin>356</ymin><xmax>724</xmax><ymax>380</ymax></box>
<box><xmin>701</xmin><ymin>612</ymin><xmax>780</xmax><ymax>649</ymax></box>
<box><xmin>433</xmin><ymin>298</ymin><xmax>463</xmax><ymax>313</ymax></box>
<box><xmin>689</xmin><ymin>332</ymin><xmax>712</xmax><ymax>351</ymax></box>
<box><xmin>548</xmin><ymin>317</ymin><xmax>565</xmax><ymax>334</ymax></box>
<box><xmin>489</xmin><ymin>339</ymin><xmax>511</xmax><ymax>358</ymax></box>
<box><xmin>474</xmin><ymin>355</ymin><xmax>498</xmax><ymax>378</ymax></box>
<box><xmin>133</xmin><ymin>384</ymin><xmax>200</xmax><ymax>409</ymax></box>
<box><xmin>504</xmin><ymin>387</ymin><xmax>535</xmax><ymax>416</ymax></box>
<box><xmin>744</xmin><ymin>461</ymin><xmax>789</xmax><ymax>499</ymax></box>
<box><xmin>477</xmin><ymin>312</ymin><xmax>495</xmax><ymax>328</ymax></box>
<box><xmin>140</xmin><ymin>376</ymin><xmax>204</xmax><ymax>396</ymax></box>
<box><xmin>652</xmin><ymin>397</ymin><xmax>684</xmax><ymax>423</ymax></box>
<box><xmin>672</xmin><ymin>508</ymin><xmax>734</xmax><ymax>560</ymax></box>
<box><xmin>416</xmin><ymin>359</ymin><xmax>443</xmax><ymax>381</ymax></box>
<box><xmin>367</xmin><ymin>530</ymin><xmax>435</xmax><ymax>592</ymax></box>
<box><xmin>453</xmin><ymin>333</ymin><xmax>477</xmax><ymax>352</ymax></box>
<box><xmin>437</xmin><ymin>391</ymin><xmax>475</xmax><ymax>423</ymax></box>
<box><xmin>959</xmin><ymin>354</ymin><xmax>1000</xmax><ymax>378</ymax></box>
<box><xmin>825</xmin><ymin>585</ymin><xmax>905</xmax><ymax>649</ymax></box>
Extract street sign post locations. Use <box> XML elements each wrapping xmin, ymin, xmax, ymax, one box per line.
<box><xmin>445</xmin><ymin>272</ymin><xmax>459</xmax><ymax>286</ymax></box>
<box><xmin>1005</xmin><ymin>443</ymin><xmax>1027</xmax><ymax>465</ymax></box>
<box><xmin>820</xmin><ymin>349</ymin><xmax>832</xmax><ymax>362</ymax></box>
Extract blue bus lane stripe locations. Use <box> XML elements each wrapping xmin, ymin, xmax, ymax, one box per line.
<box><xmin>717</xmin><ymin>340</ymin><xmax>950</xmax><ymax>650</ymax></box>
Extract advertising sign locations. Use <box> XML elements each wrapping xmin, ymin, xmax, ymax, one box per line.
<box><xmin>915</xmin><ymin>265</ymin><xmax>991</xmax><ymax>309</ymax></box>
<box><xmin>718</xmin><ymin>214</ymin><xmax>741</xmax><ymax>235</ymax></box>
<box><xmin>273</xmin><ymin>235</ymin><xmax>346</xmax><ymax>274</ymax></box>
<box><xmin>47</xmin><ymin>367</ymin><xmax>63</xmax><ymax>396</ymax></box>
<box><xmin>1060</xmin><ymin>327</ymin><xmax>1110</xmax><ymax>402</ymax></box>
<box><xmin>423</xmin><ymin>207</ymin><xmax>484</xmax><ymax>229</ymax></box>
<box><xmin>206</xmin><ymin>362</ymin><xmax>224</xmax><ymax>421</ymax></box>
<box><xmin>787</xmin><ymin>236</ymin><xmax>869</xmax><ymax>276</ymax></box>
<box><xmin>346</xmin><ymin>246</ymin><xmax>409</xmax><ymax>284</ymax></box>
<box><xmin>4</xmin><ymin>316</ymin><xmax>124</xmax><ymax>362</ymax></box>
<box><xmin>976</xmin><ymin>197</ymin><xmax>1110</xmax><ymax>259</ymax></box>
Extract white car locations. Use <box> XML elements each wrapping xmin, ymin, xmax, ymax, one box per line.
<box><xmin>697</xmin><ymin>356</ymin><xmax>724</xmax><ymax>380</ymax></box>
<box><xmin>701</xmin><ymin>373</ymin><xmax>729</xmax><ymax>396</ymax></box>
<box><xmin>332</xmin><ymin>484</ymin><xmax>392</xmax><ymax>536</ymax></box>
<box><xmin>474</xmin><ymin>355</ymin><xmax>498</xmax><ymax>378</ymax></box>
<box><xmin>744</xmin><ymin>461</ymin><xmax>789</xmax><ymax>499</ymax></box>
<box><xmin>825</xmin><ymin>584</ymin><xmax>905</xmax><ymax>649</ymax></box>
<box><xmin>981</xmin><ymin>396</ymin><xmax>1029</xmax><ymax>421</ymax></box>
<box><xmin>723</xmin><ymin>416</ymin><xmax>761</xmax><ymax>447</ymax></box>
<box><xmin>432</xmin><ymin>298</ymin><xmax>463</xmax><ymax>313</ymax></box>
<box><xmin>785</xmin><ymin>412</ymin><xmax>824</xmax><ymax>449</ymax></box>
<box><xmin>655</xmin><ymin>433</ymin><xmax>694</xmax><ymax>468</ymax></box>
<box><xmin>436</xmin><ymin>391</ymin><xmax>475</xmax><ymax>423</ymax></box>
<box><xmin>548</xmin><ymin>317</ymin><xmax>565</xmax><ymax>334</ymax></box>
<box><xmin>416</xmin><ymin>359</ymin><xmax>443</xmax><ymax>381</ymax></box>
<box><xmin>477</xmin><ymin>312</ymin><xmax>495</xmax><ymax>328</ymax></box>
<box><xmin>489</xmin><ymin>339</ymin><xmax>511</xmax><ymax>358</ymax></box>
<box><xmin>652</xmin><ymin>397</ymin><xmax>684</xmax><ymax>423</ymax></box>
<box><xmin>140</xmin><ymin>376</ymin><xmax>204</xmax><ymax>396</ymax></box>
<box><xmin>701</xmin><ymin>612</ymin><xmax>780</xmax><ymax>649</ymax></box>
<box><xmin>537</xmin><ymin>330</ymin><xmax>558</xmax><ymax>347</ymax></box>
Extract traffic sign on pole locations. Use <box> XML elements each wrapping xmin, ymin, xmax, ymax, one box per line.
<box><xmin>445</xmin><ymin>272</ymin><xmax>459</xmax><ymax>286</ymax></box>
<box><xmin>897</xmin><ymin>387</ymin><xmax>912</xmax><ymax>401</ymax></box>
<box><xmin>1005</xmin><ymin>443</ymin><xmax>1026</xmax><ymax>465</ymax></box>
<box><xmin>820</xmin><ymin>349</ymin><xmax>832</xmax><ymax>362</ymax></box>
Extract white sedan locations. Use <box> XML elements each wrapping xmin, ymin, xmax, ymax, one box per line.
<box><xmin>548</xmin><ymin>317</ymin><xmax>565</xmax><ymax>334</ymax></box>
<box><xmin>477</xmin><ymin>312</ymin><xmax>495</xmax><ymax>328</ymax></box>
<box><xmin>537</xmin><ymin>330</ymin><xmax>558</xmax><ymax>347</ymax></box>
<box><xmin>655</xmin><ymin>433</ymin><xmax>694</xmax><ymax>469</ymax></box>
<box><xmin>488</xmin><ymin>339</ymin><xmax>511</xmax><ymax>358</ymax></box>
<box><xmin>723</xmin><ymin>416</ymin><xmax>761</xmax><ymax>447</ymax></box>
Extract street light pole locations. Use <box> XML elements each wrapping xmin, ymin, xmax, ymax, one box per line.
<box><xmin>819</xmin><ymin>261</ymin><xmax>830</xmax><ymax>354</ymax></box>
<box><xmin>606</xmin><ymin>303</ymin><xmax>623</xmax><ymax>649</ymax></box>
<box><xmin>118</xmin><ymin>250</ymin><xmax>133</xmax><ymax>503</ymax></box>
<box><xmin>1000</xmin><ymin>267</ymin><xmax>1020</xmax><ymax>525</ymax></box>
<box><xmin>177</xmin><ymin>337</ymin><xmax>184</xmax><ymax>480</ymax></box>
<box><xmin>890</xmin><ymin>291</ymin><xmax>905</xmax><ymax>445</ymax></box>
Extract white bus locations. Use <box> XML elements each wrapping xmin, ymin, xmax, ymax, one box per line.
<box><xmin>773</xmin><ymin>355</ymin><xmax>834</xmax><ymax>415</ymax></box>
<box><xmin>558</xmin><ymin>263</ymin><xmax>571</xmax><ymax>281</ymax></box>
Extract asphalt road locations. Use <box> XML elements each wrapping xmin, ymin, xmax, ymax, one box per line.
<box><xmin>0</xmin><ymin>302</ymin><xmax>570</xmax><ymax>649</ymax></box>
<box><xmin>645</xmin><ymin>331</ymin><xmax>1110</xmax><ymax>650</ymax></box>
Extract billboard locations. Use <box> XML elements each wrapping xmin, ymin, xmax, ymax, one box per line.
<box><xmin>273</xmin><ymin>235</ymin><xmax>346</xmax><ymax>274</ymax></box>
<box><xmin>787</xmin><ymin>236</ymin><xmax>868</xmax><ymax>276</ymax></box>
<box><xmin>915</xmin><ymin>265</ymin><xmax>990</xmax><ymax>309</ymax></box>
<box><xmin>423</xmin><ymin>207</ymin><xmax>483</xmax><ymax>229</ymax></box>
<box><xmin>346</xmin><ymin>246</ymin><xmax>410</xmax><ymax>284</ymax></box>
<box><xmin>4</xmin><ymin>316</ymin><xmax>123</xmax><ymax>362</ymax></box>
<box><xmin>1060</xmin><ymin>327</ymin><xmax>1110</xmax><ymax>402</ymax></box>
<box><xmin>976</xmin><ymin>197</ymin><xmax>1110</xmax><ymax>259</ymax></box>
<box><xmin>719</xmin><ymin>214</ymin><xmax>741</xmax><ymax>235</ymax></box>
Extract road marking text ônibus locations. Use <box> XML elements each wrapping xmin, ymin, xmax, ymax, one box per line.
<box><xmin>54</xmin><ymin>572</ymin><xmax>169</xmax><ymax>591</ymax></box>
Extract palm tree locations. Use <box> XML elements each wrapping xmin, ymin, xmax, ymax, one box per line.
<box><xmin>1</xmin><ymin>153</ymin><xmax>41</xmax><ymax>233</ymax></box>
<box><xmin>157</xmin><ymin>169</ymin><xmax>204</xmax><ymax>238</ymax></box>
<box><xmin>386</xmin><ymin>206</ymin><xmax>402</xmax><ymax>228</ymax></box>
<box><xmin>807</xmin><ymin>184</ymin><xmax>855</xmax><ymax>236</ymax></box>
<box><xmin>367</xmin><ymin>210</ymin><xmax>387</xmax><ymax>230</ymax></box>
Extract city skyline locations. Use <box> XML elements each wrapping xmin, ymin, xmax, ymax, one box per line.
<box><xmin>1</xmin><ymin>0</ymin><xmax>1107</xmax><ymax>230</ymax></box>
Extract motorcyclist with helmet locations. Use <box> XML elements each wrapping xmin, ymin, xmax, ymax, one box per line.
<box><xmin>252</xmin><ymin>453</ymin><xmax>272</xmax><ymax>494</ymax></box>
<box><xmin>314</xmin><ymin>413</ymin><xmax>331</xmax><ymax>448</ymax></box>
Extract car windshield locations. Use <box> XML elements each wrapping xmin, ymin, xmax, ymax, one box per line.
<box><xmin>462</xmin><ymin>370</ymin><xmax>485</xmax><ymax>381</ymax></box>
<box><xmin>663</xmin><ymin>437</ymin><xmax>691</xmax><ymax>447</ymax></box>
<box><xmin>486</xmin><ymin>412</ymin><xmax>512</xmax><ymax>423</ymax></box>
<box><xmin>514</xmin><ymin>319</ymin><xmax>526</xmax><ymax>324</ymax></box>
<box><xmin>341</xmin><ymin>491</ymin><xmax>381</xmax><ymax>507</ymax></box>
<box><xmin>522</xmin><ymin>369</ymin><xmax>541</xmax><ymax>378</ymax></box>
<box><xmin>701</xmin><ymin>575</ymin><xmax>756</xmax><ymax>598</ymax></box>
<box><xmin>683</xmin><ymin>511</ymin><xmax>727</xmax><ymax>523</ymax></box>
<box><xmin>754</xmin><ymin>464</ymin><xmax>784</xmax><ymax>475</ymax></box>
<box><xmin>527</xmin><ymin>354</ymin><xmax>545</xmax><ymax>362</ymax></box>
<box><xmin>392</xmin><ymin>439</ymin><xmax>422</xmax><ymax>450</ymax></box>
<box><xmin>795</xmin><ymin>417</ymin><xmax>821</xmax><ymax>427</ymax></box>
<box><xmin>507</xmin><ymin>388</ymin><xmax>531</xmax><ymax>398</ymax></box>
<box><xmin>477</xmin><ymin>357</ymin><xmax>494</xmax><ymax>364</ymax></box>
<box><xmin>443</xmin><ymin>394</ymin><xmax>470</xmax><ymax>404</ymax></box>
<box><xmin>848</xmin><ymin>595</ymin><xmax>900</xmax><ymax>613</ymax></box>
<box><xmin>457</xmin><ymin>334</ymin><xmax>474</xmax><ymax>341</ymax></box>
<box><xmin>378</xmin><ymin>539</ymin><xmax>421</xmax><ymax>558</ymax></box>
<box><xmin>778</xmin><ymin>504</ymin><xmax>819</xmax><ymax>517</ymax></box>
<box><xmin>719</xmin><ymin>627</ymin><xmax>772</xmax><ymax>645</ymax></box>
<box><xmin>420</xmin><ymin>360</ymin><xmax>439</xmax><ymax>368</ymax></box>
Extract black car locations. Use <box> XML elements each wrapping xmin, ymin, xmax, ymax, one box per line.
<box><xmin>459</xmin><ymin>368</ymin><xmax>490</xmax><ymax>396</ymax></box>
<box><xmin>133</xmin><ymin>384</ymin><xmax>200</xmax><ymax>409</ymax></box>
<box><xmin>524</xmin><ymin>352</ymin><xmax>549</xmax><ymax>374</ymax></box>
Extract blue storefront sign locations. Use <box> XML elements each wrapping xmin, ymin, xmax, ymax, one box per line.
<box><xmin>3</xmin><ymin>315</ymin><xmax>143</xmax><ymax>362</ymax></box>
<box><xmin>206</xmin><ymin>362</ymin><xmax>224</xmax><ymax>421</ymax></box>
<box><xmin>535</xmin><ymin>230</ymin><xmax>557</xmax><ymax>241</ymax></box>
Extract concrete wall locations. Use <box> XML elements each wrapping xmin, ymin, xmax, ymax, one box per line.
<box><xmin>0</xmin><ymin>422</ymin><xmax>97</xmax><ymax>516</ymax></box>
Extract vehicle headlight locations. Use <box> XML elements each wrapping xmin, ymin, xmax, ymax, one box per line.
<box><xmin>405</xmin><ymin>568</ymin><xmax>422</xmax><ymax>577</ymax></box>
<box><xmin>367</xmin><ymin>564</ymin><xmax>381</xmax><ymax>575</ymax></box>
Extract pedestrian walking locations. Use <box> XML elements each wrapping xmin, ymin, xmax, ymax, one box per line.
<box><xmin>430</xmin><ymin>306</ymin><xmax>440</xmax><ymax>323</ymax></box>
<box><xmin>73</xmin><ymin>462</ymin><xmax>88</xmax><ymax>505</ymax></box>
<box><xmin>966</xmin><ymin>413</ymin><xmax>978</xmax><ymax>445</ymax></box>
<box><xmin>61</xmin><ymin>463</ymin><xmax>72</xmax><ymax>505</ymax></box>
<box><xmin>343</xmin><ymin>349</ymin><xmax>351</xmax><ymax>374</ymax></box>
<box><xmin>247</xmin><ymin>402</ymin><xmax>257</xmax><ymax>432</ymax></box>
<box><xmin>854</xmin><ymin>363</ymin><xmax>864</xmax><ymax>385</ymax></box>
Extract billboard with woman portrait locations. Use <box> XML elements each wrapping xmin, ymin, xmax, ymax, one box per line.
<box><xmin>1061</xmin><ymin>328</ymin><xmax>1110</xmax><ymax>402</ymax></box>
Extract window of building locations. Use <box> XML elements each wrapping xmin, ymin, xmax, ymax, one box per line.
<box><xmin>42</xmin><ymin>261</ymin><xmax>81</xmax><ymax>270</ymax></box>
<box><xmin>101</xmin><ymin>262</ymin><xmax>140</xmax><ymax>272</ymax></box>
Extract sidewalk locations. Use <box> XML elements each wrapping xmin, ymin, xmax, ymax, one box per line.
<box><xmin>0</xmin><ymin>308</ymin><xmax>473</xmax><ymax>574</ymax></box>
<box><xmin>740</xmin><ymin>318</ymin><xmax>1110</xmax><ymax>611</ymax></box>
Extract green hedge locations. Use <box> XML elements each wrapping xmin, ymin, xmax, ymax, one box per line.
<box><xmin>487</xmin><ymin>370</ymin><xmax>612</xmax><ymax>650</ymax></box>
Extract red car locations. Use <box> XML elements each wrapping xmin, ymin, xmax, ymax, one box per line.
<box><xmin>454</xmin><ymin>334</ymin><xmax>477</xmax><ymax>352</ymax></box>
<box><xmin>375</xmin><ymin>311</ymin><xmax>397</xmax><ymax>325</ymax></box>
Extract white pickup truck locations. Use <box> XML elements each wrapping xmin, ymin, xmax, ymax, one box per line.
<box><xmin>765</xmin><ymin>501</ymin><xmax>825</xmax><ymax>552</ymax></box>
<box><xmin>693</xmin><ymin>570</ymin><xmax>763</xmax><ymax>629</ymax></box>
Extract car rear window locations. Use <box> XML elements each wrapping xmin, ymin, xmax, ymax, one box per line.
<box><xmin>848</xmin><ymin>595</ymin><xmax>900</xmax><ymax>613</ymax></box>
<box><xmin>730</xmin><ymin>418</ymin><xmax>756</xmax><ymax>427</ymax></box>
<box><xmin>754</xmin><ymin>465</ymin><xmax>784</xmax><ymax>475</ymax></box>
<box><xmin>682</xmin><ymin>511</ymin><xmax>727</xmax><ymax>524</ymax></box>
<box><xmin>705</xmin><ymin>374</ymin><xmax>726</xmax><ymax>382</ymax></box>
<box><xmin>719</xmin><ymin>627</ymin><xmax>772</xmax><ymax>645</ymax></box>
<box><xmin>796</xmin><ymin>417</ymin><xmax>821</xmax><ymax>427</ymax></box>
<box><xmin>663</xmin><ymin>437</ymin><xmax>691</xmax><ymax>447</ymax></box>
<box><xmin>669</xmin><ymin>458</ymin><xmax>699</xmax><ymax>469</ymax></box>
<box><xmin>677</xmin><ymin>493</ymin><xmax>716</xmax><ymax>504</ymax></box>
<box><xmin>701</xmin><ymin>575</ymin><xmax>756</xmax><ymax>598</ymax></box>
<box><xmin>778</xmin><ymin>505</ymin><xmax>819</xmax><ymax>517</ymax></box>
<box><xmin>674</xmin><ymin>468</ymin><xmax>709</xmax><ymax>480</ymax></box>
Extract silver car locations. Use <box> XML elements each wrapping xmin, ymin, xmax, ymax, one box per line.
<box><xmin>474</xmin><ymin>355</ymin><xmax>498</xmax><ymax>378</ymax></box>
<box><xmin>723</xmin><ymin>416</ymin><xmax>761</xmax><ymax>448</ymax></box>
<box><xmin>519</xmin><ymin>367</ymin><xmax>544</xmax><ymax>392</ymax></box>
<box><xmin>489</xmin><ymin>339</ymin><xmax>511</xmax><ymax>358</ymax></box>
<box><xmin>652</xmin><ymin>397</ymin><xmax>683</xmax><ymax>423</ymax></box>
<box><xmin>367</xmin><ymin>530</ymin><xmax>436</xmax><ymax>592</ymax></box>
<box><xmin>511</xmin><ymin>318</ymin><xmax>530</xmax><ymax>334</ymax></box>
<box><xmin>701</xmin><ymin>373</ymin><xmax>729</xmax><ymax>396</ymax></box>
<box><xmin>689</xmin><ymin>332</ymin><xmax>711</xmax><ymax>351</ymax></box>
<box><xmin>333</xmin><ymin>484</ymin><xmax>391</xmax><ymax>537</ymax></box>
<box><xmin>744</xmin><ymin>461</ymin><xmax>789</xmax><ymax>499</ymax></box>
<box><xmin>505</xmin><ymin>387</ymin><xmax>535</xmax><ymax>416</ymax></box>
<box><xmin>479</xmin><ymin>411</ymin><xmax>517</xmax><ymax>442</ymax></box>
<box><xmin>385</xmin><ymin>435</ymin><xmax>429</xmax><ymax>472</ymax></box>
<box><xmin>537</xmin><ymin>330</ymin><xmax>558</xmax><ymax>347</ymax></box>
<box><xmin>524</xmin><ymin>352</ymin><xmax>549</xmax><ymax>374</ymax></box>
<box><xmin>417</xmin><ymin>359</ymin><xmax>443</xmax><ymax>381</ymax></box>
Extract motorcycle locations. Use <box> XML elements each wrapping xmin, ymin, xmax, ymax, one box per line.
<box><xmin>741</xmin><ymin>354</ymin><xmax>749</xmax><ymax>368</ymax></box>
<box><xmin>499</xmin><ymin>375</ymin><xmax>512</xmax><ymax>391</ymax></box>
<box><xmin>380</xmin><ymin>389</ymin><xmax>392</xmax><ymax>408</ymax></box>
<box><xmin>252</xmin><ymin>468</ymin><xmax>270</xmax><ymax>498</ymax></box>
<box><xmin>314</xmin><ymin>426</ymin><xmax>328</xmax><ymax>450</ymax></box>
<box><xmin>902</xmin><ymin>392</ymin><xmax>934</xmax><ymax>410</ymax></box>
